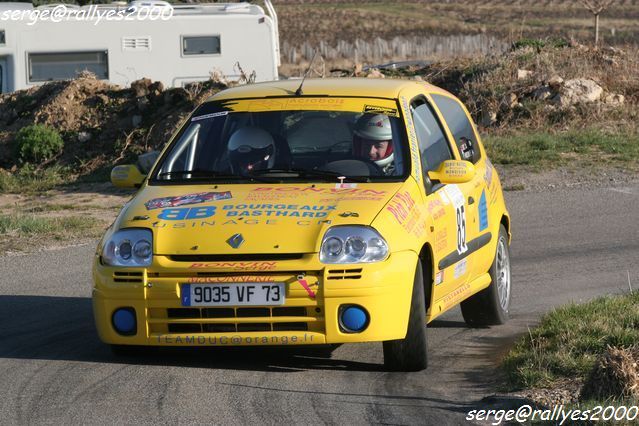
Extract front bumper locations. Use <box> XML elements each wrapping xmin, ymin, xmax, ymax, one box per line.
<box><xmin>92</xmin><ymin>250</ymin><xmax>417</xmax><ymax>346</ymax></box>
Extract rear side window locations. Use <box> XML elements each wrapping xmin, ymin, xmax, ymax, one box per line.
<box><xmin>410</xmin><ymin>99</ymin><xmax>452</xmax><ymax>174</ymax></box>
<box><xmin>432</xmin><ymin>94</ymin><xmax>481</xmax><ymax>163</ymax></box>
<box><xmin>28</xmin><ymin>51</ymin><xmax>108</xmax><ymax>82</ymax></box>
<box><xmin>182</xmin><ymin>36</ymin><xmax>221</xmax><ymax>55</ymax></box>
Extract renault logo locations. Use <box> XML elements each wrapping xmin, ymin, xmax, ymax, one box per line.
<box><xmin>226</xmin><ymin>233</ymin><xmax>244</xmax><ymax>249</ymax></box>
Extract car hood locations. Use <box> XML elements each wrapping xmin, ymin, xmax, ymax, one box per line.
<box><xmin>118</xmin><ymin>183</ymin><xmax>403</xmax><ymax>255</ymax></box>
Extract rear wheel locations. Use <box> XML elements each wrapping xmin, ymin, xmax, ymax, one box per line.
<box><xmin>460</xmin><ymin>224</ymin><xmax>511</xmax><ymax>326</ymax></box>
<box><xmin>383</xmin><ymin>259</ymin><xmax>428</xmax><ymax>372</ymax></box>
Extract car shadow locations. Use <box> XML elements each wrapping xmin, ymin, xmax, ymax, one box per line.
<box><xmin>0</xmin><ymin>295</ymin><xmax>383</xmax><ymax>372</ymax></box>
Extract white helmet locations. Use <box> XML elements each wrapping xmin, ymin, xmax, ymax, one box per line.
<box><xmin>228</xmin><ymin>127</ymin><xmax>276</xmax><ymax>174</ymax></box>
<box><xmin>353</xmin><ymin>114</ymin><xmax>394</xmax><ymax>168</ymax></box>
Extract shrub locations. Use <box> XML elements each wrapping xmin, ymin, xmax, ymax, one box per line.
<box><xmin>14</xmin><ymin>124</ymin><xmax>64</xmax><ymax>164</ymax></box>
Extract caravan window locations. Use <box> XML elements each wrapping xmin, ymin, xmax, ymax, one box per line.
<box><xmin>0</xmin><ymin>30</ymin><xmax>5</xmax><ymax>45</ymax></box>
<box><xmin>182</xmin><ymin>36</ymin><xmax>221</xmax><ymax>56</ymax></box>
<box><xmin>28</xmin><ymin>51</ymin><xmax>108</xmax><ymax>82</ymax></box>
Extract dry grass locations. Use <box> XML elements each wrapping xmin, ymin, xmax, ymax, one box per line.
<box><xmin>276</xmin><ymin>0</ymin><xmax>639</xmax><ymax>66</ymax></box>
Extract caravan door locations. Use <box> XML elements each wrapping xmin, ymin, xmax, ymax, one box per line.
<box><xmin>0</xmin><ymin>57</ymin><xmax>6</xmax><ymax>93</ymax></box>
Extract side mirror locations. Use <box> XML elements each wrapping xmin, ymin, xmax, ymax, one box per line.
<box><xmin>111</xmin><ymin>164</ymin><xmax>146</xmax><ymax>188</ymax></box>
<box><xmin>427</xmin><ymin>160</ymin><xmax>475</xmax><ymax>184</ymax></box>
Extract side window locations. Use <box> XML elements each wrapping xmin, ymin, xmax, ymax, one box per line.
<box><xmin>432</xmin><ymin>94</ymin><xmax>481</xmax><ymax>163</ymax></box>
<box><xmin>410</xmin><ymin>98</ymin><xmax>452</xmax><ymax>175</ymax></box>
<box><xmin>182</xmin><ymin>36</ymin><xmax>221</xmax><ymax>56</ymax></box>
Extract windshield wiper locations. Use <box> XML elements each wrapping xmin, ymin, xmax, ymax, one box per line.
<box><xmin>248</xmin><ymin>168</ymin><xmax>370</xmax><ymax>182</ymax></box>
<box><xmin>156</xmin><ymin>170</ymin><xmax>273</xmax><ymax>182</ymax></box>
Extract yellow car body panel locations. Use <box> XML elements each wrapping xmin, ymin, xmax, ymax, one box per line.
<box><xmin>93</xmin><ymin>78</ymin><xmax>510</xmax><ymax>347</ymax></box>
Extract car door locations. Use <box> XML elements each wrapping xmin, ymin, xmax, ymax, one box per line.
<box><xmin>408</xmin><ymin>95</ymin><xmax>471</xmax><ymax>305</ymax></box>
<box><xmin>429</xmin><ymin>93</ymin><xmax>492</xmax><ymax>282</ymax></box>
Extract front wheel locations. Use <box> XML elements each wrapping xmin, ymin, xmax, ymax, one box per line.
<box><xmin>460</xmin><ymin>224</ymin><xmax>511</xmax><ymax>326</ymax></box>
<box><xmin>383</xmin><ymin>259</ymin><xmax>428</xmax><ymax>372</ymax></box>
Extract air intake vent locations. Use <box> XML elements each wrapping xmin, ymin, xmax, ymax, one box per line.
<box><xmin>122</xmin><ymin>36</ymin><xmax>151</xmax><ymax>51</ymax></box>
<box><xmin>113</xmin><ymin>271</ymin><xmax>144</xmax><ymax>283</ymax></box>
<box><xmin>327</xmin><ymin>268</ymin><xmax>362</xmax><ymax>280</ymax></box>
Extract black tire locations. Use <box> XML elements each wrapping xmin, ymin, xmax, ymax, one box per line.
<box><xmin>460</xmin><ymin>224</ymin><xmax>511</xmax><ymax>327</ymax></box>
<box><xmin>383</xmin><ymin>259</ymin><xmax>428</xmax><ymax>372</ymax></box>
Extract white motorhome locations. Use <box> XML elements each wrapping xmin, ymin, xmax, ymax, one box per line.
<box><xmin>0</xmin><ymin>1</ymin><xmax>280</xmax><ymax>93</ymax></box>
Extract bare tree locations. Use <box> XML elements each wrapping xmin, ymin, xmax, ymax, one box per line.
<box><xmin>579</xmin><ymin>0</ymin><xmax>616</xmax><ymax>45</ymax></box>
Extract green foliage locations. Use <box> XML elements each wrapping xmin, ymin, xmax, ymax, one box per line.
<box><xmin>0</xmin><ymin>214</ymin><xmax>98</xmax><ymax>236</ymax></box>
<box><xmin>483</xmin><ymin>130</ymin><xmax>639</xmax><ymax>167</ymax></box>
<box><xmin>14</xmin><ymin>124</ymin><xmax>65</xmax><ymax>164</ymax></box>
<box><xmin>0</xmin><ymin>165</ymin><xmax>73</xmax><ymax>194</ymax></box>
<box><xmin>502</xmin><ymin>292</ymin><xmax>639</xmax><ymax>390</ymax></box>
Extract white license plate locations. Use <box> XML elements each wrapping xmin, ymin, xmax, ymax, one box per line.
<box><xmin>181</xmin><ymin>283</ymin><xmax>285</xmax><ymax>307</ymax></box>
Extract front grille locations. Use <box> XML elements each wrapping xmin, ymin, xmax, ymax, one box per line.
<box><xmin>327</xmin><ymin>268</ymin><xmax>362</xmax><ymax>280</ymax></box>
<box><xmin>151</xmin><ymin>306</ymin><xmax>321</xmax><ymax>334</ymax></box>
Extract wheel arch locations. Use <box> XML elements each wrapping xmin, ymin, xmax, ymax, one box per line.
<box><xmin>500</xmin><ymin>213</ymin><xmax>511</xmax><ymax>243</ymax></box>
<box><xmin>418</xmin><ymin>243</ymin><xmax>434</xmax><ymax>317</ymax></box>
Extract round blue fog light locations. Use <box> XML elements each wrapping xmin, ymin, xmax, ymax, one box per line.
<box><xmin>339</xmin><ymin>305</ymin><xmax>369</xmax><ymax>333</ymax></box>
<box><xmin>112</xmin><ymin>308</ymin><xmax>136</xmax><ymax>335</ymax></box>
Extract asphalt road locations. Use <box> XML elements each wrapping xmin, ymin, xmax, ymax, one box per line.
<box><xmin>1</xmin><ymin>181</ymin><xmax>638</xmax><ymax>425</ymax></box>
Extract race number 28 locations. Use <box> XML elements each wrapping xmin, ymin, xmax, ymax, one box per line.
<box><xmin>456</xmin><ymin>205</ymin><xmax>468</xmax><ymax>254</ymax></box>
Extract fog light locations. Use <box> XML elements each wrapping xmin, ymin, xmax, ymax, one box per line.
<box><xmin>339</xmin><ymin>305</ymin><xmax>369</xmax><ymax>333</ymax></box>
<box><xmin>112</xmin><ymin>308</ymin><xmax>136</xmax><ymax>335</ymax></box>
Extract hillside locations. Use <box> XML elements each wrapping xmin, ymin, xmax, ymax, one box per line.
<box><xmin>0</xmin><ymin>42</ymin><xmax>637</xmax><ymax>191</ymax></box>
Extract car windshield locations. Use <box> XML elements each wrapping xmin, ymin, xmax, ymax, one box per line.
<box><xmin>152</xmin><ymin>97</ymin><xmax>408</xmax><ymax>183</ymax></box>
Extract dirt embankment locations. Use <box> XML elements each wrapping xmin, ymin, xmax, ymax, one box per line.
<box><xmin>0</xmin><ymin>43</ymin><xmax>637</xmax><ymax>182</ymax></box>
<box><xmin>0</xmin><ymin>75</ymin><xmax>227</xmax><ymax>177</ymax></box>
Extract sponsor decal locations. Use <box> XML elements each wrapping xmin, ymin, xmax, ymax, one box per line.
<box><xmin>298</xmin><ymin>278</ymin><xmax>316</xmax><ymax>299</ymax></box>
<box><xmin>444</xmin><ymin>161</ymin><xmax>469</xmax><ymax>177</ymax></box>
<box><xmin>186</xmin><ymin>276</ymin><xmax>274</xmax><ymax>283</ymax></box>
<box><xmin>223</xmin><ymin>203</ymin><xmax>334</xmax><ymax>218</ymax></box>
<box><xmin>434</xmin><ymin>228</ymin><xmax>448</xmax><ymax>252</ymax></box>
<box><xmin>400</xmin><ymin>97</ymin><xmax>422</xmax><ymax>183</ymax></box>
<box><xmin>155</xmin><ymin>333</ymin><xmax>316</xmax><ymax>345</ymax></box>
<box><xmin>453</xmin><ymin>258</ymin><xmax>467</xmax><ymax>279</ymax></box>
<box><xmin>145</xmin><ymin>191</ymin><xmax>232</xmax><ymax>210</ymax></box>
<box><xmin>427</xmin><ymin>198</ymin><xmax>446</xmax><ymax>221</ymax></box>
<box><xmin>189</xmin><ymin>261</ymin><xmax>277</xmax><ymax>271</ymax></box>
<box><xmin>442</xmin><ymin>283</ymin><xmax>471</xmax><ymax>310</ymax></box>
<box><xmin>157</xmin><ymin>206</ymin><xmax>217</xmax><ymax>220</ymax></box>
<box><xmin>335</xmin><ymin>183</ymin><xmax>358</xmax><ymax>189</ymax></box>
<box><xmin>484</xmin><ymin>158</ymin><xmax>494</xmax><ymax>188</ymax></box>
<box><xmin>386</xmin><ymin>190</ymin><xmax>425</xmax><ymax>238</ymax></box>
<box><xmin>156</xmin><ymin>203</ymin><xmax>335</xmax><ymax>222</ymax></box>
<box><xmin>191</xmin><ymin>111</ymin><xmax>229</xmax><ymax>122</ymax></box>
<box><xmin>246</xmin><ymin>187</ymin><xmax>388</xmax><ymax>202</ymax></box>
<box><xmin>363</xmin><ymin>104</ymin><xmax>399</xmax><ymax>117</ymax></box>
<box><xmin>152</xmin><ymin>219</ymin><xmax>330</xmax><ymax>228</ymax></box>
<box><xmin>247</xmin><ymin>98</ymin><xmax>346</xmax><ymax>111</ymax></box>
<box><xmin>478</xmin><ymin>190</ymin><xmax>488</xmax><ymax>231</ymax></box>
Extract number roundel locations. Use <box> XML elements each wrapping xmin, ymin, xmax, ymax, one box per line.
<box><xmin>456</xmin><ymin>205</ymin><xmax>467</xmax><ymax>255</ymax></box>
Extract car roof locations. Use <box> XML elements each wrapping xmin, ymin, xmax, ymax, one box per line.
<box><xmin>207</xmin><ymin>77</ymin><xmax>452</xmax><ymax>102</ymax></box>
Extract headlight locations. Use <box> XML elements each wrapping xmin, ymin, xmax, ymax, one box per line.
<box><xmin>102</xmin><ymin>228</ymin><xmax>153</xmax><ymax>267</ymax></box>
<box><xmin>320</xmin><ymin>226</ymin><xmax>389</xmax><ymax>264</ymax></box>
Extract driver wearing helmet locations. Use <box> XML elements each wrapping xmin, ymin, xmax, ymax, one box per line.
<box><xmin>228</xmin><ymin>127</ymin><xmax>276</xmax><ymax>175</ymax></box>
<box><xmin>353</xmin><ymin>114</ymin><xmax>395</xmax><ymax>175</ymax></box>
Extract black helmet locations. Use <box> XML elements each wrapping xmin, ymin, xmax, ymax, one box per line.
<box><xmin>228</xmin><ymin>127</ymin><xmax>276</xmax><ymax>174</ymax></box>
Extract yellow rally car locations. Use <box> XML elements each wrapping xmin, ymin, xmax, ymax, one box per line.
<box><xmin>93</xmin><ymin>78</ymin><xmax>511</xmax><ymax>371</ymax></box>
